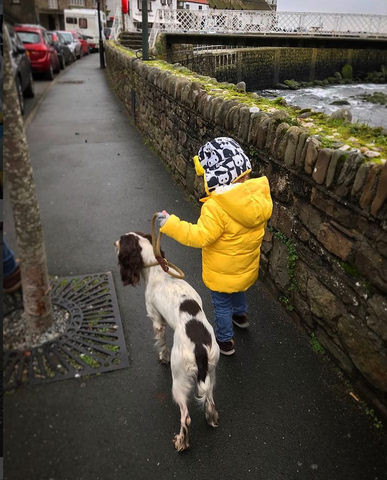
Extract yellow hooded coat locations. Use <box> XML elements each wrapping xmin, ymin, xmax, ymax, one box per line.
<box><xmin>160</xmin><ymin>177</ymin><xmax>273</xmax><ymax>293</ymax></box>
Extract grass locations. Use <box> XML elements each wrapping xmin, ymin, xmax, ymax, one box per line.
<box><xmin>311</xmin><ymin>333</ymin><xmax>326</xmax><ymax>355</ymax></box>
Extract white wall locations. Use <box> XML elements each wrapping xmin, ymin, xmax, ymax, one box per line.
<box><xmin>182</xmin><ymin>2</ymin><xmax>209</xmax><ymax>11</ymax></box>
<box><xmin>130</xmin><ymin>0</ymin><xmax>177</xmax><ymax>25</ymax></box>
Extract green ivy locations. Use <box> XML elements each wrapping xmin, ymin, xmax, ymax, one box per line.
<box><xmin>310</xmin><ymin>333</ymin><xmax>326</xmax><ymax>354</ymax></box>
<box><xmin>269</xmin><ymin>226</ymin><xmax>299</xmax><ymax>294</ymax></box>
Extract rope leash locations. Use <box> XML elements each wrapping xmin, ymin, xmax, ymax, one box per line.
<box><xmin>147</xmin><ymin>213</ymin><xmax>185</xmax><ymax>280</ymax></box>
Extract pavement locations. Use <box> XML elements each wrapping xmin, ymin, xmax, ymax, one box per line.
<box><xmin>3</xmin><ymin>53</ymin><xmax>387</xmax><ymax>480</ymax></box>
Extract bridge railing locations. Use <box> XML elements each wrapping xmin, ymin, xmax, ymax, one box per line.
<box><xmin>149</xmin><ymin>9</ymin><xmax>387</xmax><ymax>46</ymax></box>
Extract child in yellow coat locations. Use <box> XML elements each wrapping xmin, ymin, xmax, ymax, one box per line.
<box><xmin>157</xmin><ymin>137</ymin><xmax>273</xmax><ymax>355</ymax></box>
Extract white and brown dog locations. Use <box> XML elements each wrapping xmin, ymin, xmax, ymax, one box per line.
<box><xmin>115</xmin><ymin>232</ymin><xmax>220</xmax><ymax>451</ymax></box>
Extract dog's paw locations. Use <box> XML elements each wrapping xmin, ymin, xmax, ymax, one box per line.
<box><xmin>173</xmin><ymin>434</ymin><xmax>189</xmax><ymax>452</ymax></box>
<box><xmin>206</xmin><ymin>409</ymin><xmax>219</xmax><ymax>428</ymax></box>
<box><xmin>159</xmin><ymin>349</ymin><xmax>170</xmax><ymax>364</ymax></box>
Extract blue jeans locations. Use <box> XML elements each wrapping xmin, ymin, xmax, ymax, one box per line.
<box><xmin>210</xmin><ymin>291</ymin><xmax>248</xmax><ymax>342</ymax></box>
<box><xmin>3</xmin><ymin>238</ymin><xmax>18</xmax><ymax>278</ymax></box>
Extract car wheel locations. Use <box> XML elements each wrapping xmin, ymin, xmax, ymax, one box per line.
<box><xmin>46</xmin><ymin>63</ymin><xmax>54</xmax><ymax>81</ymax></box>
<box><xmin>72</xmin><ymin>53</ymin><xmax>77</xmax><ymax>63</ymax></box>
<box><xmin>54</xmin><ymin>58</ymin><xmax>61</xmax><ymax>74</ymax></box>
<box><xmin>79</xmin><ymin>49</ymin><xmax>83</xmax><ymax>59</ymax></box>
<box><xmin>16</xmin><ymin>76</ymin><xmax>25</xmax><ymax>115</ymax></box>
<box><xmin>60</xmin><ymin>55</ymin><xmax>66</xmax><ymax>70</ymax></box>
<box><xmin>24</xmin><ymin>70</ymin><xmax>35</xmax><ymax>98</ymax></box>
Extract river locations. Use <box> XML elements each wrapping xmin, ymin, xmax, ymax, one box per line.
<box><xmin>258</xmin><ymin>83</ymin><xmax>387</xmax><ymax>129</ymax></box>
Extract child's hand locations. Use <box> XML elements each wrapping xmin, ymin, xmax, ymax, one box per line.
<box><xmin>156</xmin><ymin>211</ymin><xmax>170</xmax><ymax>228</ymax></box>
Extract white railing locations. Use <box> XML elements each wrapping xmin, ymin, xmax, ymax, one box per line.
<box><xmin>149</xmin><ymin>9</ymin><xmax>387</xmax><ymax>46</ymax></box>
<box><xmin>110</xmin><ymin>6</ymin><xmax>140</xmax><ymax>41</ymax></box>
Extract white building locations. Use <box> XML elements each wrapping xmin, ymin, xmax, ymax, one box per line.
<box><xmin>106</xmin><ymin>0</ymin><xmax>178</xmax><ymax>28</ymax></box>
<box><xmin>177</xmin><ymin>0</ymin><xmax>209</xmax><ymax>11</ymax></box>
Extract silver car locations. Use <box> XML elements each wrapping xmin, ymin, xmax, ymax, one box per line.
<box><xmin>57</xmin><ymin>31</ymin><xmax>82</xmax><ymax>61</ymax></box>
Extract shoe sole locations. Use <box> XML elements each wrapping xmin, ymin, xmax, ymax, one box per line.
<box><xmin>232</xmin><ymin>320</ymin><xmax>250</xmax><ymax>329</ymax></box>
<box><xmin>219</xmin><ymin>348</ymin><xmax>235</xmax><ymax>356</ymax></box>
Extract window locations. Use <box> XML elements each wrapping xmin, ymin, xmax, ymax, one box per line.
<box><xmin>48</xmin><ymin>0</ymin><xmax>58</xmax><ymax>8</ymax></box>
<box><xmin>185</xmin><ymin>4</ymin><xmax>190</xmax><ymax>9</ymax></box>
<box><xmin>16</xmin><ymin>31</ymin><xmax>41</xmax><ymax>44</ymax></box>
<box><xmin>69</xmin><ymin>0</ymin><xmax>85</xmax><ymax>5</ymax></box>
<box><xmin>66</xmin><ymin>17</ymin><xmax>78</xmax><ymax>24</ymax></box>
<box><xmin>161</xmin><ymin>0</ymin><xmax>167</xmax><ymax>4</ymax></box>
<box><xmin>79</xmin><ymin>18</ymin><xmax>88</xmax><ymax>29</ymax></box>
<box><xmin>137</xmin><ymin>0</ymin><xmax>152</xmax><ymax>11</ymax></box>
<box><xmin>198</xmin><ymin>5</ymin><xmax>202</xmax><ymax>9</ymax></box>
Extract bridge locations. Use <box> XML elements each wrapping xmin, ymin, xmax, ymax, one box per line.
<box><xmin>111</xmin><ymin>9</ymin><xmax>387</xmax><ymax>51</ymax></box>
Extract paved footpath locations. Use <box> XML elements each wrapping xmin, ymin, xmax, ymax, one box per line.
<box><xmin>3</xmin><ymin>54</ymin><xmax>387</xmax><ymax>480</ymax></box>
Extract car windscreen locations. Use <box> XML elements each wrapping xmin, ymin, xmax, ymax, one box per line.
<box><xmin>60</xmin><ymin>32</ymin><xmax>74</xmax><ymax>43</ymax></box>
<box><xmin>17</xmin><ymin>31</ymin><xmax>41</xmax><ymax>44</ymax></box>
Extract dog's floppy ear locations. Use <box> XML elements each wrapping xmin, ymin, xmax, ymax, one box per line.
<box><xmin>118</xmin><ymin>234</ymin><xmax>143</xmax><ymax>287</ymax></box>
<box><xmin>135</xmin><ymin>232</ymin><xmax>166</xmax><ymax>259</ymax></box>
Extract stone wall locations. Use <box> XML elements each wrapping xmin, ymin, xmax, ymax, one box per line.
<box><xmin>174</xmin><ymin>46</ymin><xmax>387</xmax><ymax>90</ymax></box>
<box><xmin>105</xmin><ymin>42</ymin><xmax>387</xmax><ymax>421</ymax></box>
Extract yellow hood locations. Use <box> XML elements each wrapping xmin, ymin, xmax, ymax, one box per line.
<box><xmin>209</xmin><ymin>177</ymin><xmax>272</xmax><ymax>228</ymax></box>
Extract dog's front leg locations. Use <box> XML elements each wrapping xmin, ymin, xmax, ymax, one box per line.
<box><xmin>147</xmin><ymin>307</ymin><xmax>170</xmax><ymax>364</ymax></box>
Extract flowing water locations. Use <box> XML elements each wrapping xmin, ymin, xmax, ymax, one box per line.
<box><xmin>258</xmin><ymin>83</ymin><xmax>387</xmax><ymax>129</ymax></box>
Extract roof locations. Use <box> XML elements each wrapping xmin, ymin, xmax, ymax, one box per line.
<box><xmin>184</xmin><ymin>0</ymin><xmax>209</xmax><ymax>4</ymax></box>
<box><xmin>208</xmin><ymin>0</ymin><xmax>272</xmax><ymax>10</ymax></box>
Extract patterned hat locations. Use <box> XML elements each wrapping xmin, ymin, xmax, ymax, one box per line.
<box><xmin>193</xmin><ymin>137</ymin><xmax>252</xmax><ymax>194</ymax></box>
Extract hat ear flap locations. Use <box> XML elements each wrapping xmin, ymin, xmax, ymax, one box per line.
<box><xmin>193</xmin><ymin>156</ymin><xmax>205</xmax><ymax>176</ymax></box>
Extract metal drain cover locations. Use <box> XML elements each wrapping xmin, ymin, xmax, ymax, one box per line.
<box><xmin>3</xmin><ymin>272</ymin><xmax>129</xmax><ymax>390</ymax></box>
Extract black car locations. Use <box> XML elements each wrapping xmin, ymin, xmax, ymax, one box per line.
<box><xmin>4</xmin><ymin>23</ymin><xmax>35</xmax><ymax>115</ymax></box>
<box><xmin>47</xmin><ymin>31</ymin><xmax>73</xmax><ymax>69</ymax></box>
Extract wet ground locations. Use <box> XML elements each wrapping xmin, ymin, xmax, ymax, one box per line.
<box><xmin>3</xmin><ymin>54</ymin><xmax>387</xmax><ymax>480</ymax></box>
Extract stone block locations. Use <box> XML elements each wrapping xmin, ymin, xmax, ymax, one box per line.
<box><xmin>334</xmin><ymin>152</ymin><xmax>364</xmax><ymax>198</ymax></box>
<box><xmin>317</xmin><ymin>223</ymin><xmax>353</xmax><ymax>261</ymax></box>
<box><xmin>272</xmin><ymin>123</ymin><xmax>290</xmax><ymax>159</ymax></box>
<box><xmin>355</xmin><ymin>242</ymin><xmax>387</xmax><ymax>294</ymax></box>
<box><xmin>371</xmin><ymin>161</ymin><xmax>387</xmax><ymax>217</ymax></box>
<box><xmin>310</xmin><ymin>189</ymin><xmax>357</xmax><ymax>229</ymax></box>
<box><xmin>315</xmin><ymin>326</ymin><xmax>357</xmax><ymax>378</ymax></box>
<box><xmin>294</xmin><ymin>132</ymin><xmax>308</xmax><ymax>169</ymax></box>
<box><xmin>237</xmin><ymin>106</ymin><xmax>252</xmax><ymax>144</ymax></box>
<box><xmin>268</xmin><ymin>237</ymin><xmax>290</xmax><ymax>292</ymax></box>
<box><xmin>366</xmin><ymin>294</ymin><xmax>387</xmax><ymax>342</ymax></box>
<box><xmin>186</xmin><ymin>166</ymin><xmax>196</xmax><ymax>195</ymax></box>
<box><xmin>351</xmin><ymin>162</ymin><xmax>373</xmax><ymax>198</ymax></box>
<box><xmin>297</xmin><ymin>201</ymin><xmax>322</xmax><ymax>236</ymax></box>
<box><xmin>270</xmin><ymin>204</ymin><xmax>293</xmax><ymax>238</ymax></box>
<box><xmin>326</xmin><ymin>150</ymin><xmax>349</xmax><ymax>189</ymax></box>
<box><xmin>359</xmin><ymin>163</ymin><xmax>383</xmax><ymax>210</ymax></box>
<box><xmin>284</xmin><ymin>126</ymin><xmax>303</xmax><ymax>167</ymax></box>
<box><xmin>307</xmin><ymin>276</ymin><xmax>345</xmax><ymax>322</ymax></box>
<box><xmin>248</xmin><ymin>112</ymin><xmax>269</xmax><ymax>146</ymax></box>
<box><xmin>257</xmin><ymin>117</ymin><xmax>270</xmax><ymax>150</ymax></box>
<box><xmin>265</xmin><ymin>111</ymin><xmax>290</xmax><ymax>152</ymax></box>
<box><xmin>304</xmin><ymin>137</ymin><xmax>320</xmax><ymax>175</ymax></box>
<box><xmin>312</xmin><ymin>148</ymin><xmax>333</xmax><ymax>185</ymax></box>
<box><xmin>338</xmin><ymin>314</ymin><xmax>387</xmax><ymax>392</ymax></box>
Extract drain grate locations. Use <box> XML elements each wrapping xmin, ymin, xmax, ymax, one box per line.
<box><xmin>3</xmin><ymin>272</ymin><xmax>129</xmax><ymax>390</ymax></box>
<box><xmin>57</xmin><ymin>80</ymin><xmax>84</xmax><ymax>84</ymax></box>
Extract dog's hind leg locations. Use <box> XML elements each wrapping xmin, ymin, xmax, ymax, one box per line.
<box><xmin>204</xmin><ymin>370</ymin><xmax>219</xmax><ymax>427</ymax></box>
<box><xmin>171</xmin><ymin>354</ymin><xmax>192</xmax><ymax>451</ymax></box>
<box><xmin>148</xmin><ymin>308</ymin><xmax>170</xmax><ymax>364</ymax></box>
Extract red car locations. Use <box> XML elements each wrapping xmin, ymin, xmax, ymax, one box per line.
<box><xmin>71</xmin><ymin>31</ymin><xmax>90</xmax><ymax>56</ymax></box>
<box><xmin>15</xmin><ymin>25</ymin><xmax>60</xmax><ymax>80</ymax></box>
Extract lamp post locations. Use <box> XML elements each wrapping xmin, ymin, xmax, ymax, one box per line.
<box><xmin>97</xmin><ymin>0</ymin><xmax>105</xmax><ymax>68</ymax></box>
<box><xmin>142</xmin><ymin>0</ymin><xmax>149</xmax><ymax>60</ymax></box>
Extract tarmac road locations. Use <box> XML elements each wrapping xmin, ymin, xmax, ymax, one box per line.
<box><xmin>3</xmin><ymin>53</ymin><xmax>387</xmax><ymax>480</ymax></box>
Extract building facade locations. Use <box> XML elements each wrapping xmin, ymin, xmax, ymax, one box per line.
<box><xmin>177</xmin><ymin>0</ymin><xmax>209</xmax><ymax>11</ymax></box>
<box><xmin>4</xmin><ymin>0</ymin><xmax>106</xmax><ymax>30</ymax></box>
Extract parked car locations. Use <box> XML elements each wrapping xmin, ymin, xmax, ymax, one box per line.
<box><xmin>104</xmin><ymin>27</ymin><xmax>111</xmax><ymax>40</ymax></box>
<box><xmin>47</xmin><ymin>31</ymin><xmax>73</xmax><ymax>69</ymax></box>
<box><xmin>4</xmin><ymin>23</ymin><xmax>35</xmax><ymax>114</ymax></box>
<box><xmin>14</xmin><ymin>24</ymin><xmax>60</xmax><ymax>80</ymax></box>
<box><xmin>71</xmin><ymin>31</ymin><xmax>90</xmax><ymax>56</ymax></box>
<box><xmin>57</xmin><ymin>30</ymin><xmax>82</xmax><ymax>60</ymax></box>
